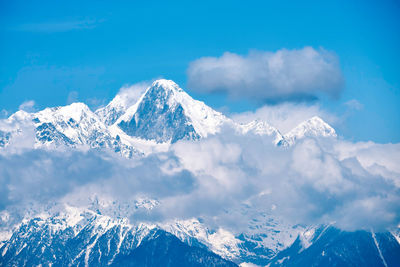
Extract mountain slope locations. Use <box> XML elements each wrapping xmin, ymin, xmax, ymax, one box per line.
<box><xmin>95</xmin><ymin>85</ymin><xmax>146</xmax><ymax>126</ymax></box>
<box><xmin>268</xmin><ymin>225</ymin><xmax>400</xmax><ymax>267</ymax></box>
<box><xmin>2</xmin><ymin>208</ymin><xmax>399</xmax><ymax>267</ymax></box>
<box><xmin>112</xmin><ymin>230</ymin><xmax>237</xmax><ymax>267</ymax></box>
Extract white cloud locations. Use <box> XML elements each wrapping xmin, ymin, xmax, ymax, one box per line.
<box><xmin>0</xmin><ymin>129</ymin><xmax>399</xmax><ymax>232</ymax></box>
<box><xmin>187</xmin><ymin>47</ymin><xmax>344</xmax><ymax>103</ymax></box>
<box><xmin>116</xmin><ymin>80</ymin><xmax>151</xmax><ymax>107</ymax></box>
<box><xmin>18</xmin><ymin>100</ymin><xmax>36</xmax><ymax>112</ymax></box>
<box><xmin>67</xmin><ymin>91</ymin><xmax>79</xmax><ymax>104</ymax></box>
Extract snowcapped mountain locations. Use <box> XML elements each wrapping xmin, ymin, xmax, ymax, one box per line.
<box><xmin>115</xmin><ymin>79</ymin><xmax>230</xmax><ymax>143</ymax></box>
<box><xmin>0</xmin><ymin>206</ymin><xmax>236</xmax><ymax>267</ymax></box>
<box><xmin>237</xmin><ymin>120</ymin><xmax>284</xmax><ymax>144</ymax></box>
<box><xmin>268</xmin><ymin>225</ymin><xmax>400</xmax><ymax>267</ymax></box>
<box><xmin>0</xmin><ymin>79</ymin><xmax>338</xmax><ymax>154</ymax></box>
<box><xmin>0</xmin><ymin>201</ymin><xmax>304</xmax><ymax>266</ymax></box>
<box><xmin>1</xmin><ymin>202</ymin><xmax>399</xmax><ymax>267</ymax></box>
<box><xmin>0</xmin><ymin>102</ymin><xmax>140</xmax><ymax>157</ymax></box>
<box><xmin>278</xmin><ymin>116</ymin><xmax>337</xmax><ymax>146</ymax></box>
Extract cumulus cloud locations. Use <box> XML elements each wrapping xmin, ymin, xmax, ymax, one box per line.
<box><xmin>1</xmin><ymin>129</ymin><xmax>399</xmax><ymax>233</ymax></box>
<box><xmin>187</xmin><ymin>47</ymin><xmax>344</xmax><ymax>103</ymax></box>
<box><xmin>18</xmin><ymin>100</ymin><xmax>36</xmax><ymax>112</ymax></box>
<box><xmin>117</xmin><ymin>80</ymin><xmax>152</xmax><ymax>107</ymax></box>
<box><xmin>231</xmin><ymin>103</ymin><xmax>337</xmax><ymax>134</ymax></box>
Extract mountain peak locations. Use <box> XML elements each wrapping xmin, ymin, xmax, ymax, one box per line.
<box><xmin>8</xmin><ymin>110</ymin><xmax>33</xmax><ymax>122</ymax></box>
<box><xmin>306</xmin><ymin>116</ymin><xmax>327</xmax><ymax>124</ymax></box>
<box><xmin>116</xmin><ymin>80</ymin><xmax>228</xmax><ymax>143</ymax></box>
<box><xmin>282</xmin><ymin>116</ymin><xmax>336</xmax><ymax>145</ymax></box>
<box><xmin>151</xmin><ymin>79</ymin><xmax>183</xmax><ymax>93</ymax></box>
<box><xmin>36</xmin><ymin>102</ymin><xmax>91</xmax><ymax>123</ymax></box>
<box><xmin>238</xmin><ymin>120</ymin><xmax>283</xmax><ymax>144</ymax></box>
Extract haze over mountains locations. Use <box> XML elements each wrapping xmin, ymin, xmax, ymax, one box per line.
<box><xmin>0</xmin><ymin>80</ymin><xmax>399</xmax><ymax>267</ymax></box>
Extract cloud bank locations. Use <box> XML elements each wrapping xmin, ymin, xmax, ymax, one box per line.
<box><xmin>187</xmin><ymin>47</ymin><xmax>344</xmax><ymax>103</ymax></box>
<box><xmin>1</xmin><ymin>129</ymin><xmax>399</xmax><ymax>233</ymax></box>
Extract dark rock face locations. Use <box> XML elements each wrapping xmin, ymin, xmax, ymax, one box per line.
<box><xmin>0</xmin><ymin>218</ymin><xmax>236</xmax><ymax>267</ymax></box>
<box><xmin>36</xmin><ymin>122</ymin><xmax>74</xmax><ymax>145</ymax></box>
<box><xmin>113</xmin><ymin>230</ymin><xmax>237</xmax><ymax>267</ymax></box>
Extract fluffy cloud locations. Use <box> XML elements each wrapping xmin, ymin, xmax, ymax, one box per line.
<box><xmin>18</xmin><ymin>100</ymin><xmax>36</xmax><ymax>112</ymax></box>
<box><xmin>116</xmin><ymin>80</ymin><xmax>152</xmax><ymax>107</ymax></box>
<box><xmin>1</xmin><ymin>130</ymin><xmax>399</xmax><ymax>233</ymax></box>
<box><xmin>187</xmin><ymin>47</ymin><xmax>344</xmax><ymax>103</ymax></box>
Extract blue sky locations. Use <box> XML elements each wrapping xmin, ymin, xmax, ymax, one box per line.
<box><xmin>0</xmin><ymin>0</ymin><xmax>399</xmax><ymax>143</ymax></box>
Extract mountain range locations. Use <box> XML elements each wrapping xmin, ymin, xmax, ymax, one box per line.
<box><xmin>0</xmin><ymin>79</ymin><xmax>336</xmax><ymax>155</ymax></box>
<box><xmin>1</xmin><ymin>79</ymin><xmax>399</xmax><ymax>267</ymax></box>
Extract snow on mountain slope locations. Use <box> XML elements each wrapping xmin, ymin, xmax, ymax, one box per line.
<box><xmin>95</xmin><ymin>84</ymin><xmax>147</xmax><ymax>126</ymax></box>
<box><xmin>34</xmin><ymin>102</ymin><xmax>108</xmax><ymax>147</ymax></box>
<box><xmin>0</xmin><ymin>207</ymin><xmax>238</xmax><ymax>267</ymax></box>
<box><xmin>268</xmin><ymin>225</ymin><xmax>400</xmax><ymax>267</ymax></box>
<box><xmin>116</xmin><ymin>79</ymin><xmax>231</xmax><ymax>143</ymax></box>
<box><xmin>3</xmin><ymin>202</ymin><xmax>398</xmax><ymax>267</ymax></box>
<box><xmin>280</xmin><ymin>116</ymin><xmax>336</xmax><ymax>146</ymax></box>
<box><xmin>0</xmin><ymin>103</ymin><xmax>140</xmax><ymax>157</ymax></box>
<box><xmin>0</xmin><ymin>200</ymin><xmax>303</xmax><ymax>266</ymax></box>
<box><xmin>1</xmin><ymin>79</ymin><xmax>335</xmax><ymax>153</ymax></box>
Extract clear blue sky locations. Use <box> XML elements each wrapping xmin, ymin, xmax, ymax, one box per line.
<box><xmin>0</xmin><ymin>0</ymin><xmax>399</xmax><ymax>143</ymax></box>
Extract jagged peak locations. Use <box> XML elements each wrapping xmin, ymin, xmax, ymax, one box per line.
<box><xmin>238</xmin><ymin>119</ymin><xmax>283</xmax><ymax>144</ymax></box>
<box><xmin>293</xmin><ymin>116</ymin><xmax>336</xmax><ymax>135</ymax></box>
<box><xmin>282</xmin><ymin>116</ymin><xmax>336</xmax><ymax>146</ymax></box>
<box><xmin>305</xmin><ymin>116</ymin><xmax>329</xmax><ymax>125</ymax></box>
<box><xmin>37</xmin><ymin>102</ymin><xmax>90</xmax><ymax>114</ymax></box>
<box><xmin>114</xmin><ymin>79</ymin><xmax>229</xmax><ymax>142</ymax></box>
<box><xmin>36</xmin><ymin>102</ymin><xmax>93</xmax><ymax>121</ymax></box>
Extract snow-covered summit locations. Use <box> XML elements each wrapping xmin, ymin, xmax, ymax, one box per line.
<box><xmin>281</xmin><ymin>116</ymin><xmax>336</xmax><ymax>146</ymax></box>
<box><xmin>116</xmin><ymin>79</ymin><xmax>230</xmax><ymax>143</ymax></box>
<box><xmin>238</xmin><ymin>120</ymin><xmax>283</xmax><ymax>144</ymax></box>
<box><xmin>33</xmin><ymin>102</ymin><xmax>109</xmax><ymax>146</ymax></box>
